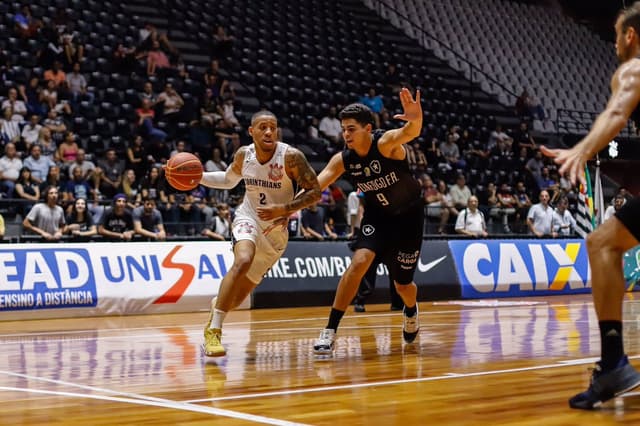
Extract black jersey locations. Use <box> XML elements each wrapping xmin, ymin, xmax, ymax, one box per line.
<box><xmin>341</xmin><ymin>129</ymin><xmax>421</xmax><ymax>216</ymax></box>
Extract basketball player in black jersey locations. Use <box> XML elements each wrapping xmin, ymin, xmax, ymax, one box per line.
<box><xmin>541</xmin><ymin>3</ymin><xmax>640</xmax><ymax>409</ymax></box>
<box><xmin>312</xmin><ymin>88</ymin><xmax>423</xmax><ymax>354</ymax></box>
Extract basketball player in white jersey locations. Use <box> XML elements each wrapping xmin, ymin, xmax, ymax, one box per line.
<box><xmin>199</xmin><ymin>110</ymin><xmax>321</xmax><ymax>356</ymax></box>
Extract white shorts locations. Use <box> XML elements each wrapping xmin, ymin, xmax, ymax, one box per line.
<box><xmin>232</xmin><ymin>214</ymin><xmax>288</xmax><ymax>283</ymax></box>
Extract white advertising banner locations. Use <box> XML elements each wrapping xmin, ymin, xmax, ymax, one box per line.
<box><xmin>0</xmin><ymin>241</ymin><xmax>235</xmax><ymax>320</ymax></box>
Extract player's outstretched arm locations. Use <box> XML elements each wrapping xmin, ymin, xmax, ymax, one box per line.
<box><xmin>542</xmin><ymin>60</ymin><xmax>640</xmax><ymax>185</ymax></box>
<box><xmin>256</xmin><ymin>147</ymin><xmax>322</xmax><ymax>221</ymax></box>
<box><xmin>200</xmin><ymin>146</ymin><xmax>246</xmax><ymax>189</ymax></box>
<box><xmin>378</xmin><ymin>87</ymin><xmax>422</xmax><ymax>158</ymax></box>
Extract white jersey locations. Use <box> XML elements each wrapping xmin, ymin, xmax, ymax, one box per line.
<box><xmin>235</xmin><ymin>142</ymin><xmax>295</xmax><ymax>230</ymax></box>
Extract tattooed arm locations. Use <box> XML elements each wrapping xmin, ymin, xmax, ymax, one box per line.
<box><xmin>256</xmin><ymin>147</ymin><xmax>321</xmax><ymax>221</ymax></box>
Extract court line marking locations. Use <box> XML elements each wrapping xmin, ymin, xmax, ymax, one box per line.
<box><xmin>185</xmin><ymin>356</ymin><xmax>640</xmax><ymax>403</ymax></box>
<box><xmin>0</xmin><ymin>370</ymin><xmax>308</xmax><ymax>426</ymax></box>
<box><xmin>0</xmin><ymin>386</ymin><xmax>307</xmax><ymax>426</ymax></box>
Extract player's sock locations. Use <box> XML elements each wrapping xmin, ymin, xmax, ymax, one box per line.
<box><xmin>326</xmin><ymin>308</ymin><xmax>345</xmax><ymax>332</ymax></box>
<box><xmin>599</xmin><ymin>320</ymin><xmax>623</xmax><ymax>371</ymax></box>
<box><xmin>210</xmin><ymin>309</ymin><xmax>227</xmax><ymax>330</ymax></box>
<box><xmin>404</xmin><ymin>304</ymin><xmax>417</xmax><ymax>317</ymax></box>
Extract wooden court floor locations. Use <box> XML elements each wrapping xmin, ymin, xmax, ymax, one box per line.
<box><xmin>3</xmin><ymin>294</ymin><xmax>640</xmax><ymax>425</ymax></box>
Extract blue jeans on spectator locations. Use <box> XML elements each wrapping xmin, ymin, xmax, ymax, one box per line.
<box><xmin>140</xmin><ymin>118</ymin><xmax>167</xmax><ymax>142</ymax></box>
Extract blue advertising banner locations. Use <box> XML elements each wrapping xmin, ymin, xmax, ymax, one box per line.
<box><xmin>0</xmin><ymin>248</ymin><xmax>97</xmax><ymax>311</ymax></box>
<box><xmin>449</xmin><ymin>239</ymin><xmax>591</xmax><ymax>298</ymax></box>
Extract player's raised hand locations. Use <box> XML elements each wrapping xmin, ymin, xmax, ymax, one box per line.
<box><xmin>540</xmin><ymin>145</ymin><xmax>586</xmax><ymax>186</ymax></box>
<box><xmin>393</xmin><ymin>87</ymin><xmax>422</xmax><ymax>122</ymax></box>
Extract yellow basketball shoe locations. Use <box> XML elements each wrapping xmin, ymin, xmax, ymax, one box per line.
<box><xmin>203</xmin><ymin>327</ymin><xmax>225</xmax><ymax>357</ymax></box>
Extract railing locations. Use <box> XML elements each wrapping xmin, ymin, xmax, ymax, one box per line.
<box><xmin>367</xmin><ymin>0</ymin><xmax>519</xmax><ymax>102</ymax></box>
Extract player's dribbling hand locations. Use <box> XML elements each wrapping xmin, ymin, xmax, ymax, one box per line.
<box><xmin>540</xmin><ymin>145</ymin><xmax>586</xmax><ymax>186</ymax></box>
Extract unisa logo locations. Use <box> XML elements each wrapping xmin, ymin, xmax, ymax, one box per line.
<box><xmin>452</xmin><ymin>241</ymin><xmax>591</xmax><ymax>297</ymax></box>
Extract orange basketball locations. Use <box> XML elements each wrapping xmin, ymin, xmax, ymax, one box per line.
<box><xmin>165</xmin><ymin>152</ymin><xmax>203</xmax><ymax>191</ymax></box>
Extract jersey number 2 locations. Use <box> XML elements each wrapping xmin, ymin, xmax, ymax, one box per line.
<box><xmin>259</xmin><ymin>192</ymin><xmax>267</xmax><ymax>205</ymax></box>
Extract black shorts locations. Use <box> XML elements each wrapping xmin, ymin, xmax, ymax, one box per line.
<box><xmin>615</xmin><ymin>197</ymin><xmax>640</xmax><ymax>241</ymax></box>
<box><xmin>352</xmin><ymin>201</ymin><xmax>424</xmax><ymax>284</ymax></box>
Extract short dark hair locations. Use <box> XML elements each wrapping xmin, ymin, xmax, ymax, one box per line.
<box><xmin>339</xmin><ymin>103</ymin><xmax>375</xmax><ymax>127</ymax></box>
<box><xmin>619</xmin><ymin>2</ymin><xmax>640</xmax><ymax>34</ymax></box>
<box><xmin>251</xmin><ymin>110</ymin><xmax>277</xmax><ymax>125</ymax></box>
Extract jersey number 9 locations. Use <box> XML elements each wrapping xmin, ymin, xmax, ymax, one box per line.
<box><xmin>377</xmin><ymin>193</ymin><xmax>389</xmax><ymax>206</ymax></box>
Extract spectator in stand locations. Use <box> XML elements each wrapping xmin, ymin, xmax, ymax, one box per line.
<box><xmin>1</xmin><ymin>108</ymin><xmax>21</xmax><ymax>146</ymax></box>
<box><xmin>137</xmin><ymin>22</ymin><xmax>176</xmax><ymax>55</ymax></box>
<box><xmin>139</xmin><ymin>81</ymin><xmax>158</xmax><ymax>108</ymax></box>
<box><xmin>2</xmin><ymin>88</ymin><xmax>27</xmax><ymax>122</ymax></box>
<box><xmin>39</xmin><ymin>165</ymin><xmax>65</xmax><ymax>196</ymax></box>
<box><xmin>63</xmin><ymin>161</ymin><xmax>93</xmax><ymax>199</ymax></box>
<box><xmin>488</xmin><ymin>124</ymin><xmax>513</xmax><ymax>151</ymax></box>
<box><xmin>538</xmin><ymin>166</ymin><xmax>556</xmax><ymax>191</ymax></box>
<box><xmin>359</xmin><ymin>88</ymin><xmax>384</xmax><ymax>128</ymax></box>
<box><xmin>449</xmin><ymin>174</ymin><xmax>472</xmax><ymax>211</ymax></box>
<box><xmin>117</xmin><ymin>169</ymin><xmax>141</xmax><ymax>210</ymax></box>
<box><xmin>514</xmin><ymin>181</ymin><xmax>533</xmax><ymax>229</ymax></box>
<box><xmin>466</xmin><ymin>137</ymin><xmax>490</xmax><ymax>170</ymax></box>
<box><xmin>57</xmin><ymin>131</ymin><xmax>79</xmax><ymax>171</ymax></box>
<box><xmin>140</xmin><ymin>166</ymin><xmax>173</xmax><ymax>223</ymax></box>
<box><xmin>60</xmin><ymin>23</ymin><xmax>84</xmax><ymax>71</ymax></box>
<box><xmin>14</xmin><ymin>5</ymin><xmax>42</xmax><ymax>39</ymax></box>
<box><xmin>204</xmin><ymin>147</ymin><xmax>228</xmax><ymax>203</ymax></box>
<box><xmin>63</xmin><ymin>197</ymin><xmax>97</xmax><ymax>239</ymax></box>
<box><xmin>346</xmin><ymin>190</ymin><xmax>364</xmax><ymax>238</ymax></box>
<box><xmin>126</xmin><ymin>136</ymin><xmax>149</xmax><ymax>181</ymax></box>
<box><xmin>493</xmin><ymin>183</ymin><xmax>517</xmax><ymax>233</ymax></box>
<box><xmin>455</xmin><ymin>195</ymin><xmax>488</xmax><ymax>237</ymax></box>
<box><xmin>478</xmin><ymin>181</ymin><xmax>498</xmax><ymax>219</ymax></box>
<box><xmin>99</xmin><ymin>194</ymin><xmax>135</xmax><ymax>241</ymax></box>
<box><xmin>301</xmin><ymin>201</ymin><xmax>327</xmax><ymax>241</ymax></box>
<box><xmin>42</xmin><ymin>79</ymin><xmax>72</xmax><ymax>116</ymax></box>
<box><xmin>319</xmin><ymin>106</ymin><xmax>343</xmax><ymax>152</ymax></box>
<box><xmin>23</xmin><ymin>144</ymin><xmax>54</xmax><ymax>185</ymax></box>
<box><xmin>171</xmin><ymin>190</ymin><xmax>200</xmax><ymax>235</ymax></box>
<box><xmin>157</xmin><ymin>83</ymin><xmax>184</xmax><ymax>136</ymax></box>
<box><xmin>43</xmin><ymin>109</ymin><xmax>67</xmax><ymax>144</ymax></box>
<box><xmin>200</xmin><ymin>87</ymin><xmax>221</xmax><ymax>126</ymax></box>
<box><xmin>133</xmin><ymin>197</ymin><xmax>166</xmax><ymax>241</ymax></box>
<box><xmin>94</xmin><ymin>149</ymin><xmax>124</xmax><ymax>199</ymax></box>
<box><xmin>552</xmin><ymin>196</ymin><xmax>576</xmax><ymax>237</ymax></box>
<box><xmin>43</xmin><ymin>61</ymin><xmax>66</xmax><ymax>88</ymax></box>
<box><xmin>38</xmin><ymin>24</ymin><xmax>63</xmax><ymax>69</ymax></box>
<box><xmin>66</xmin><ymin>62</ymin><xmax>93</xmax><ymax>106</ymax></box>
<box><xmin>202</xmin><ymin>202</ymin><xmax>232</xmax><ymax>240</ymax></box>
<box><xmin>21</xmin><ymin>114</ymin><xmax>42</xmax><ymax>150</ymax></box>
<box><xmin>68</xmin><ymin>148</ymin><xmax>95</xmax><ymax>181</ymax></box>
<box><xmin>146</xmin><ymin>41</ymin><xmax>171</xmax><ymax>77</ymax></box>
<box><xmin>421</xmin><ymin>174</ymin><xmax>449</xmax><ymax>234</ymax></box>
<box><xmin>112</xmin><ymin>43</ymin><xmax>137</xmax><ymax>74</ymax></box>
<box><xmin>515</xmin><ymin>89</ymin><xmax>546</xmax><ymax>121</ymax></box>
<box><xmin>527</xmin><ymin>190</ymin><xmax>554</xmax><ymax>237</ymax></box>
<box><xmin>513</xmin><ymin>121</ymin><xmax>537</xmax><ymax>154</ymax></box>
<box><xmin>439</xmin><ymin>132</ymin><xmax>465</xmax><ymax>172</ymax></box>
<box><xmin>604</xmin><ymin>194</ymin><xmax>625</xmax><ymax>222</ymax></box>
<box><xmin>22</xmin><ymin>186</ymin><xmax>65</xmax><ymax>240</ymax></box>
<box><xmin>0</xmin><ymin>143</ymin><xmax>23</xmax><ymax>197</ymax></box>
<box><xmin>136</xmin><ymin>98</ymin><xmax>167</xmax><ymax>143</ymax></box>
<box><xmin>525</xmin><ymin>150</ymin><xmax>545</xmax><ymax>190</ymax></box>
<box><xmin>616</xmin><ymin>186</ymin><xmax>634</xmax><ymax>203</ymax></box>
<box><xmin>220</xmin><ymin>97</ymin><xmax>241</xmax><ymax>131</ymax></box>
<box><xmin>210</xmin><ymin>25</ymin><xmax>234</xmax><ymax>63</ymax></box>
<box><xmin>15</xmin><ymin>166</ymin><xmax>40</xmax><ymax>216</ymax></box>
<box><xmin>19</xmin><ymin>77</ymin><xmax>46</xmax><ymax>117</ymax></box>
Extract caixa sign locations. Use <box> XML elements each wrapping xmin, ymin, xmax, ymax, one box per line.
<box><xmin>449</xmin><ymin>240</ymin><xmax>591</xmax><ymax>298</ymax></box>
